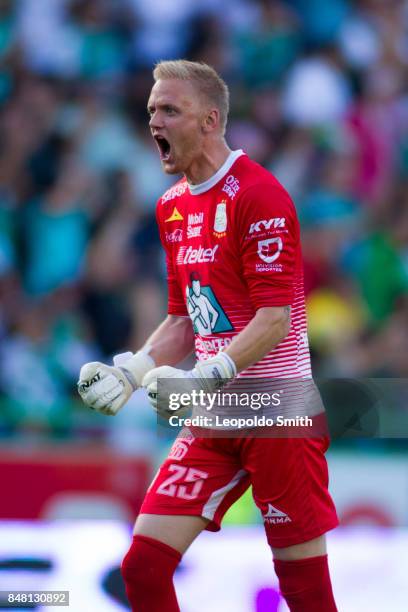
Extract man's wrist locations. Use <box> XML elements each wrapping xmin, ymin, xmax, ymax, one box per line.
<box><xmin>121</xmin><ymin>348</ymin><xmax>156</xmax><ymax>390</ymax></box>
<box><xmin>217</xmin><ymin>352</ymin><xmax>237</xmax><ymax>377</ymax></box>
<box><xmin>192</xmin><ymin>352</ymin><xmax>237</xmax><ymax>391</ymax></box>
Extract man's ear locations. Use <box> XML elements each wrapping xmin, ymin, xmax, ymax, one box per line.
<box><xmin>202</xmin><ymin>109</ymin><xmax>219</xmax><ymax>134</ymax></box>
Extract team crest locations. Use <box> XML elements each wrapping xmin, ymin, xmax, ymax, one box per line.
<box><xmin>213</xmin><ymin>201</ymin><xmax>227</xmax><ymax>238</ymax></box>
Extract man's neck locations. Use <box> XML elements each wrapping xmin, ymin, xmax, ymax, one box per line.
<box><xmin>185</xmin><ymin>141</ymin><xmax>231</xmax><ymax>185</ymax></box>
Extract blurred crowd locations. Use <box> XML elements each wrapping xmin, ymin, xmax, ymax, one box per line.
<box><xmin>0</xmin><ymin>0</ymin><xmax>407</xmax><ymax>438</ymax></box>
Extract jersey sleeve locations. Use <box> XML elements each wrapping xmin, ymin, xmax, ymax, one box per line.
<box><xmin>156</xmin><ymin>205</ymin><xmax>188</xmax><ymax>317</ymax></box>
<box><xmin>235</xmin><ymin>183</ymin><xmax>300</xmax><ymax>309</ymax></box>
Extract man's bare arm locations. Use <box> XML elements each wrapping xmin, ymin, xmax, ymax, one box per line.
<box><xmin>78</xmin><ymin>315</ymin><xmax>194</xmax><ymax>415</ymax></box>
<box><xmin>224</xmin><ymin>306</ymin><xmax>291</xmax><ymax>372</ymax></box>
<box><xmin>145</xmin><ymin>314</ymin><xmax>195</xmax><ymax>366</ymax></box>
<box><xmin>142</xmin><ymin>305</ymin><xmax>291</xmax><ymax>418</ymax></box>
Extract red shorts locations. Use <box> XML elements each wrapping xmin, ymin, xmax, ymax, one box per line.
<box><xmin>140</xmin><ymin>430</ymin><xmax>338</xmax><ymax>548</ymax></box>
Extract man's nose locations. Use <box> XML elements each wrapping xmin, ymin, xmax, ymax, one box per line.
<box><xmin>149</xmin><ymin>112</ymin><xmax>163</xmax><ymax>129</ymax></box>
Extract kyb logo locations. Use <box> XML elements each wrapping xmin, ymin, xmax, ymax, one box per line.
<box><xmin>249</xmin><ymin>217</ymin><xmax>286</xmax><ymax>234</ymax></box>
<box><xmin>176</xmin><ymin>244</ymin><xmax>219</xmax><ymax>265</ymax></box>
<box><xmin>263</xmin><ymin>503</ymin><xmax>291</xmax><ymax>525</ymax></box>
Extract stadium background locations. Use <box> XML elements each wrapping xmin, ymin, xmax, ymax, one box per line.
<box><xmin>0</xmin><ymin>0</ymin><xmax>407</xmax><ymax>610</ymax></box>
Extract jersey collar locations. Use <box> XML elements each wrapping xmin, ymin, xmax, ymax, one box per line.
<box><xmin>188</xmin><ymin>149</ymin><xmax>244</xmax><ymax>196</ymax></box>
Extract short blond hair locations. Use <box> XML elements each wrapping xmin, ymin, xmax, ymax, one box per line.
<box><xmin>153</xmin><ymin>60</ymin><xmax>230</xmax><ymax>134</ymax></box>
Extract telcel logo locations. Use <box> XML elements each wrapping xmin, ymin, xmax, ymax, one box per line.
<box><xmin>249</xmin><ymin>217</ymin><xmax>286</xmax><ymax>233</ymax></box>
<box><xmin>176</xmin><ymin>245</ymin><xmax>219</xmax><ymax>265</ymax></box>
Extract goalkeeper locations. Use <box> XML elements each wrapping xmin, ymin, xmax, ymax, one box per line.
<box><xmin>78</xmin><ymin>60</ymin><xmax>338</xmax><ymax>612</ymax></box>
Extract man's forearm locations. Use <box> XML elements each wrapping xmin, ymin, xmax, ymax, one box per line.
<box><xmin>141</xmin><ymin>306</ymin><xmax>291</xmax><ymax>418</ymax></box>
<box><xmin>143</xmin><ymin>315</ymin><xmax>195</xmax><ymax>367</ymax></box>
<box><xmin>224</xmin><ymin>306</ymin><xmax>291</xmax><ymax>373</ymax></box>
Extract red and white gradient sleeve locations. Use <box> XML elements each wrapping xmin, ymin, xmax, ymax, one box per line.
<box><xmin>235</xmin><ymin>184</ymin><xmax>300</xmax><ymax>310</ymax></box>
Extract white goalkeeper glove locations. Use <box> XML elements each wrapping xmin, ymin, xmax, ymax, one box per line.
<box><xmin>142</xmin><ymin>352</ymin><xmax>237</xmax><ymax>419</ymax></box>
<box><xmin>77</xmin><ymin>349</ymin><xmax>155</xmax><ymax>415</ymax></box>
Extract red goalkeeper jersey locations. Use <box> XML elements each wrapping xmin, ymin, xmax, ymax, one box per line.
<box><xmin>156</xmin><ymin>150</ymin><xmax>311</xmax><ymax>379</ymax></box>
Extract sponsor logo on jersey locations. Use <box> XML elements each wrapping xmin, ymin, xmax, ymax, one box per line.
<box><xmin>165</xmin><ymin>228</ymin><xmax>183</xmax><ymax>242</ymax></box>
<box><xmin>263</xmin><ymin>503</ymin><xmax>291</xmax><ymax>524</ymax></box>
<box><xmin>187</xmin><ymin>225</ymin><xmax>202</xmax><ymax>239</ymax></box>
<box><xmin>186</xmin><ymin>280</ymin><xmax>233</xmax><ymax>335</ymax></box>
<box><xmin>176</xmin><ymin>244</ymin><xmax>219</xmax><ymax>265</ymax></box>
<box><xmin>213</xmin><ymin>201</ymin><xmax>227</xmax><ymax>237</ymax></box>
<box><xmin>188</xmin><ymin>212</ymin><xmax>204</xmax><ymax>225</ymax></box>
<box><xmin>196</xmin><ymin>336</ymin><xmax>232</xmax><ymax>354</ymax></box>
<box><xmin>256</xmin><ymin>263</ymin><xmax>283</xmax><ymax>272</ymax></box>
<box><xmin>249</xmin><ymin>217</ymin><xmax>286</xmax><ymax>234</ymax></box>
<box><xmin>257</xmin><ymin>237</ymin><xmax>283</xmax><ymax>263</ymax></box>
<box><xmin>165</xmin><ymin>207</ymin><xmax>184</xmax><ymax>222</ymax></box>
<box><xmin>187</xmin><ymin>213</ymin><xmax>204</xmax><ymax>239</ymax></box>
<box><xmin>168</xmin><ymin>435</ymin><xmax>194</xmax><ymax>460</ymax></box>
<box><xmin>161</xmin><ymin>182</ymin><xmax>188</xmax><ymax>203</ymax></box>
<box><xmin>222</xmin><ymin>174</ymin><xmax>240</xmax><ymax>199</ymax></box>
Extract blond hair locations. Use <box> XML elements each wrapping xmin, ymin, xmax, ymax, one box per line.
<box><xmin>153</xmin><ymin>60</ymin><xmax>230</xmax><ymax>134</ymax></box>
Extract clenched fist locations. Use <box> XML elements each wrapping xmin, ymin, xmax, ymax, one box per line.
<box><xmin>77</xmin><ymin>350</ymin><xmax>155</xmax><ymax>415</ymax></box>
<box><xmin>142</xmin><ymin>352</ymin><xmax>237</xmax><ymax>419</ymax></box>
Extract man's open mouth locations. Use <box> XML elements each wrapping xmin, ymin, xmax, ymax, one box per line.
<box><xmin>155</xmin><ymin>135</ymin><xmax>171</xmax><ymax>161</ymax></box>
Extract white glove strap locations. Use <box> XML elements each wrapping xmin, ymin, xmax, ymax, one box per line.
<box><xmin>193</xmin><ymin>352</ymin><xmax>237</xmax><ymax>391</ymax></box>
<box><xmin>119</xmin><ymin>347</ymin><xmax>156</xmax><ymax>390</ymax></box>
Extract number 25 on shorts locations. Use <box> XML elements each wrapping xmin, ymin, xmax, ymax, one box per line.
<box><xmin>157</xmin><ymin>465</ymin><xmax>209</xmax><ymax>500</ymax></box>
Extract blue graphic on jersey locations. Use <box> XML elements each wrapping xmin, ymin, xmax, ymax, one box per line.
<box><xmin>186</xmin><ymin>284</ymin><xmax>233</xmax><ymax>335</ymax></box>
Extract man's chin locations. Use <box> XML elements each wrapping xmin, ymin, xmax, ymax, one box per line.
<box><xmin>161</xmin><ymin>159</ymin><xmax>181</xmax><ymax>174</ymax></box>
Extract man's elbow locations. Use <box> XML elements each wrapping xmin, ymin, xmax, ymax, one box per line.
<box><xmin>276</xmin><ymin>308</ymin><xmax>291</xmax><ymax>343</ymax></box>
<box><xmin>258</xmin><ymin>306</ymin><xmax>291</xmax><ymax>344</ymax></box>
<box><xmin>282</xmin><ymin>318</ymin><xmax>291</xmax><ymax>342</ymax></box>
